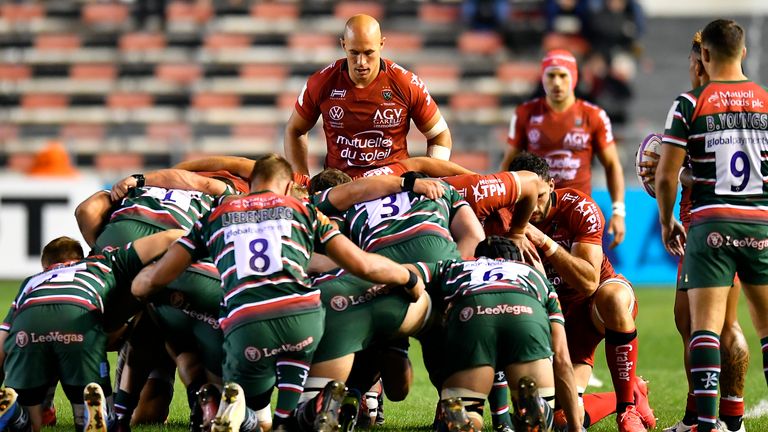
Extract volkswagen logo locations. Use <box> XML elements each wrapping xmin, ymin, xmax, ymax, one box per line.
<box><xmin>329</xmin><ymin>106</ymin><xmax>344</xmax><ymax>121</ymax></box>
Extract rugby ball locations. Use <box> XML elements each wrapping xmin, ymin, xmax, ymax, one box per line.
<box><xmin>635</xmin><ymin>133</ymin><xmax>662</xmax><ymax>198</ymax></box>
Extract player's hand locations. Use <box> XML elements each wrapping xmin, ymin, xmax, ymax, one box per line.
<box><xmin>661</xmin><ymin>218</ymin><xmax>686</xmax><ymax>256</ymax></box>
<box><xmin>524</xmin><ymin>223</ymin><xmax>547</xmax><ymax>249</ymax></box>
<box><xmin>637</xmin><ymin>150</ymin><xmax>659</xmax><ymax>183</ymax></box>
<box><xmin>412</xmin><ymin>179</ymin><xmax>445</xmax><ymax>200</ymax></box>
<box><xmin>607</xmin><ymin>214</ymin><xmax>625</xmax><ymax>249</ymax></box>
<box><xmin>111</xmin><ymin>176</ymin><xmax>139</xmax><ymax>202</ymax></box>
<box><xmin>508</xmin><ymin>232</ymin><xmax>541</xmax><ymax>268</ymax></box>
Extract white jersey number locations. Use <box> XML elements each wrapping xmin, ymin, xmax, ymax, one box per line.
<box><xmin>706</xmin><ymin>131</ymin><xmax>764</xmax><ymax>195</ymax></box>
<box><xmin>225</xmin><ymin>221</ymin><xmax>290</xmax><ymax>278</ymax></box>
<box><xmin>363</xmin><ymin>192</ymin><xmax>412</xmax><ymax>226</ymax></box>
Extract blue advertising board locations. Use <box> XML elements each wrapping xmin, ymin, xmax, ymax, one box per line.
<box><xmin>592</xmin><ymin>188</ymin><xmax>681</xmax><ymax>286</ymax></box>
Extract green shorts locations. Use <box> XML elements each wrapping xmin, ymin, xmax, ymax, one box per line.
<box><xmin>375</xmin><ymin>235</ymin><xmax>461</xmax><ymax>263</ymax></box>
<box><xmin>150</xmin><ymin>270</ymin><xmax>224</xmax><ymax>376</ymax></box>
<box><xmin>682</xmin><ymin>221</ymin><xmax>768</xmax><ymax>288</ymax></box>
<box><xmin>222</xmin><ymin>309</ymin><xmax>324</xmax><ymax>396</ymax></box>
<box><xmin>441</xmin><ymin>292</ymin><xmax>553</xmax><ymax>377</ymax></box>
<box><xmin>4</xmin><ymin>304</ymin><xmax>110</xmax><ymax>390</ymax></box>
<box><xmin>94</xmin><ymin>219</ymin><xmax>161</xmax><ymax>251</ymax></box>
<box><xmin>313</xmin><ymin>273</ymin><xmax>410</xmax><ymax>363</ymax></box>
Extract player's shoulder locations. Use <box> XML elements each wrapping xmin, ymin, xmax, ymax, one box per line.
<box><xmin>305</xmin><ymin>59</ymin><xmax>345</xmax><ymax>88</ymax></box>
<box><xmin>382</xmin><ymin>58</ymin><xmax>414</xmax><ymax>82</ymax></box>
<box><xmin>578</xmin><ymin>99</ymin><xmax>609</xmax><ymax>117</ymax></box>
<box><xmin>517</xmin><ymin>97</ymin><xmax>545</xmax><ymax>114</ymax></box>
<box><xmin>556</xmin><ymin>188</ymin><xmax>599</xmax><ymax>213</ymax></box>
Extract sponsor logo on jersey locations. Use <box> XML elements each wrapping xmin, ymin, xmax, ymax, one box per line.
<box><xmin>544</xmin><ymin>150</ymin><xmax>580</xmax><ymax>182</ymax></box>
<box><xmin>564</xmin><ymin>131</ymin><xmax>590</xmax><ymax>150</ymax></box>
<box><xmin>251</xmin><ymin>336</ymin><xmax>315</xmax><ymax>360</ymax></box>
<box><xmin>575</xmin><ymin>116</ymin><xmax>583</xmax><ymax>127</ymax></box>
<box><xmin>708</xmin><ymin>89</ymin><xmax>764</xmax><ymax>109</ymax></box>
<box><xmin>170</xmin><ymin>291</ymin><xmax>185</xmax><ymax>308</ymax></box>
<box><xmin>336</xmin><ymin>130</ymin><xmax>394</xmax><ymax>166</ymax></box>
<box><xmin>531</xmin><ymin>115</ymin><xmax>544</xmax><ymax>125</ymax></box>
<box><xmin>382</xmin><ymin>89</ymin><xmax>393</xmax><ymax>101</ymax></box>
<box><xmin>330</xmin><ymin>89</ymin><xmax>346</xmax><ymax>99</ymax></box>
<box><xmin>528</xmin><ymin>129</ymin><xmax>541</xmax><ymax>144</ymax></box>
<box><xmin>330</xmin><ymin>295</ymin><xmax>349</xmax><ymax>311</ymax></box>
<box><xmin>244</xmin><ymin>346</ymin><xmax>262</xmax><ymax>362</ymax></box>
<box><xmin>707</xmin><ymin>231</ymin><xmax>724</xmax><ymax>248</ymax></box>
<box><xmin>705</xmin><ymin>112</ymin><xmax>768</xmax><ymax>132</ymax></box>
<box><xmin>362</xmin><ymin>166</ymin><xmax>395</xmax><ymax>177</ymax></box>
<box><xmin>329</xmin><ymin>106</ymin><xmax>344</xmax><ymax>121</ymax></box>
<box><xmin>474</xmin><ymin>303</ymin><xmax>534</xmax><ymax>316</ymax></box>
<box><xmin>459</xmin><ymin>306</ymin><xmax>474</xmax><ymax>322</ymax></box>
<box><xmin>573</xmin><ymin>197</ymin><xmax>602</xmax><ymax>234</ymax></box>
<box><xmin>28</xmin><ymin>331</ymin><xmax>84</xmax><ymax>344</ymax></box>
<box><xmin>471</xmin><ymin>178</ymin><xmax>507</xmax><ymax>203</ymax></box>
<box><xmin>373</xmin><ymin>108</ymin><xmax>404</xmax><ymax>128</ymax></box>
<box><xmin>15</xmin><ymin>331</ymin><xmax>28</xmax><ymax>347</ymax></box>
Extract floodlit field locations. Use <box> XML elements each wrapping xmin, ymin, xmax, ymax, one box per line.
<box><xmin>0</xmin><ymin>281</ymin><xmax>766</xmax><ymax>431</ymax></box>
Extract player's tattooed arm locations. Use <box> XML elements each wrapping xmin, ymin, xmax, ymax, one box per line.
<box><xmin>75</xmin><ymin>191</ymin><xmax>113</xmax><ymax>248</ymax></box>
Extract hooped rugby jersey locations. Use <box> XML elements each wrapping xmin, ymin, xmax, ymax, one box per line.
<box><xmin>178</xmin><ymin>191</ymin><xmax>341</xmax><ymax>332</ymax></box>
<box><xmin>413</xmin><ymin>258</ymin><xmax>563</xmax><ymax>325</ymax></box>
<box><xmin>663</xmin><ymin>80</ymin><xmax>768</xmax><ymax>225</ymax></box>
<box><xmin>508</xmin><ymin>98</ymin><xmax>614</xmax><ymax>194</ymax></box>
<box><xmin>1</xmin><ymin>244</ymin><xmax>144</xmax><ymax>330</ymax></box>
<box><xmin>295</xmin><ymin>58</ymin><xmax>439</xmax><ymax>177</ymax></box>
<box><xmin>311</xmin><ymin>182</ymin><xmax>468</xmax><ymax>253</ymax></box>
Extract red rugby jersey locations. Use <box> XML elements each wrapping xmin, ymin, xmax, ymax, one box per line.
<box><xmin>442</xmin><ymin>172</ymin><xmax>520</xmax><ymax>223</ymax></box>
<box><xmin>295</xmin><ymin>58</ymin><xmax>439</xmax><ymax>178</ymax></box>
<box><xmin>507</xmin><ymin>98</ymin><xmax>614</xmax><ymax>194</ymax></box>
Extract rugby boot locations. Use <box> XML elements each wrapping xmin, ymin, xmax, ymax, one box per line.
<box><xmin>0</xmin><ymin>387</ymin><xmax>20</xmax><ymax>431</ymax></box>
<box><xmin>83</xmin><ymin>383</ymin><xmax>108</xmax><ymax>432</ymax></box>
<box><xmin>211</xmin><ymin>383</ymin><xmax>245</xmax><ymax>432</ymax></box>
<box><xmin>314</xmin><ymin>380</ymin><xmax>347</xmax><ymax>432</ymax></box>
<box><xmin>438</xmin><ymin>398</ymin><xmax>475</xmax><ymax>432</ymax></box>
<box><xmin>375</xmin><ymin>393</ymin><xmax>385</xmax><ymax>426</ymax></box>
<box><xmin>197</xmin><ymin>384</ymin><xmax>222</xmax><ymax>432</ymax></box>
<box><xmin>41</xmin><ymin>406</ymin><xmax>57</xmax><ymax>426</ymax></box>
<box><xmin>552</xmin><ymin>408</ymin><xmax>587</xmax><ymax>432</ymax></box>
<box><xmin>338</xmin><ymin>388</ymin><xmax>361</xmax><ymax>432</ymax></box>
<box><xmin>718</xmin><ymin>419</ymin><xmax>746</xmax><ymax>432</ymax></box>
<box><xmin>617</xmin><ymin>405</ymin><xmax>647</xmax><ymax>432</ymax></box>
<box><xmin>493</xmin><ymin>422</ymin><xmax>515</xmax><ymax>432</ymax></box>
<box><xmin>513</xmin><ymin>376</ymin><xmax>550</xmax><ymax>432</ymax></box>
<box><xmin>662</xmin><ymin>420</ymin><xmax>695</xmax><ymax>432</ymax></box>
<box><xmin>634</xmin><ymin>377</ymin><xmax>657</xmax><ymax>429</ymax></box>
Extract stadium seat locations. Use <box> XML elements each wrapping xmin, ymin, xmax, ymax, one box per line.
<box><xmin>277</xmin><ymin>92</ymin><xmax>299</xmax><ymax>109</ymax></box>
<box><xmin>192</xmin><ymin>93</ymin><xmax>240</xmax><ymax>109</ymax></box>
<box><xmin>383</xmin><ymin>32</ymin><xmax>423</xmax><ymax>53</ymax></box>
<box><xmin>0</xmin><ymin>3</ymin><xmax>44</xmax><ymax>22</ymax></box>
<box><xmin>146</xmin><ymin>123</ymin><xmax>192</xmax><ymax>142</ymax></box>
<box><xmin>288</xmin><ymin>33</ymin><xmax>337</xmax><ymax>51</ymax></box>
<box><xmin>418</xmin><ymin>3</ymin><xmax>460</xmax><ymax>24</ymax></box>
<box><xmin>155</xmin><ymin>63</ymin><xmax>202</xmax><ymax>84</ymax></box>
<box><xmin>21</xmin><ymin>93</ymin><xmax>69</xmax><ymax>109</ymax></box>
<box><xmin>81</xmin><ymin>3</ymin><xmax>130</xmax><ymax>27</ymax></box>
<box><xmin>119</xmin><ymin>32</ymin><xmax>166</xmax><ymax>52</ymax></box>
<box><xmin>34</xmin><ymin>34</ymin><xmax>81</xmax><ymax>51</ymax></box>
<box><xmin>203</xmin><ymin>33</ymin><xmax>252</xmax><ymax>51</ymax></box>
<box><xmin>451</xmin><ymin>152</ymin><xmax>490</xmax><ymax>173</ymax></box>
<box><xmin>167</xmin><ymin>1</ymin><xmax>213</xmax><ymax>25</ymax></box>
<box><xmin>449</xmin><ymin>93</ymin><xmax>500</xmax><ymax>111</ymax></box>
<box><xmin>239</xmin><ymin>64</ymin><xmax>289</xmax><ymax>80</ymax></box>
<box><xmin>0</xmin><ymin>64</ymin><xmax>31</xmax><ymax>81</ymax></box>
<box><xmin>107</xmin><ymin>92</ymin><xmax>153</xmax><ymax>109</ymax></box>
<box><xmin>457</xmin><ymin>31</ymin><xmax>503</xmax><ymax>56</ymax></box>
<box><xmin>70</xmin><ymin>64</ymin><xmax>117</xmax><ymax>81</ymax></box>
<box><xmin>60</xmin><ymin>124</ymin><xmax>106</xmax><ymax>142</ymax></box>
<box><xmin>414</xmin><ymin>63</ymin><xmax>460</xmax><ymax>95</ymax></box>
<box><xmin>94</xmin><ymin>153</ymin><xmax>145</xmax><ymax>172</ymax></box>
<box><xmin>250</xmin><ymin>2</ymin><xmax>299</xmax><ymax>20</ymax></box>
<box><xmin>496</xmin><ymin>62</ymin><xmax>540</xmax><ymax>84</ymax></box>
<box><xmin>334</xmin><ymin>2</ymin><xmax>384</xmax><ymax>20</ymax></box>
<box><xmin>542</xmin><ymin>33</ymin><xmax>590</xmax><ymax>57</ymax></box>
<box><xmin>6</xmin><ymin>153</ymin><xmax>36</xmax><ymax>173</ymax></box>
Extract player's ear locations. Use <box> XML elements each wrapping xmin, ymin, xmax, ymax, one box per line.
<box><xmin>380</xmin><ymin>36</ymin><xmax>386</xmax><ymax>49</ymax></box>
<box><xmin>701</xmin><ymin>46</ymin><xmax>711</xmax><ymax>64</ymax></box>
<box><xmin>339</xmin><ymin>37</ymin><xmax>346</xmax><ymax>51</ymax></box>
<box><xmin>741</xmin><ymin>46</ymin><xmax>747</xmax><ymax>61</ymax></box>
<box><xmin>284</xmin><ymin>180</ymin><xmax>295</xmax><ymax>196</ymax></box>
<box><xmin>548</xmin><ymin>178</ymin><xmax>555</xmax><ymax>191</ymax></box>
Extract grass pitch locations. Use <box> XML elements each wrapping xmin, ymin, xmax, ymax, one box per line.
<box><xmin>0</xmin><ymin>281</ymin><xmax>766</xmax><ymax>431</ymax></box>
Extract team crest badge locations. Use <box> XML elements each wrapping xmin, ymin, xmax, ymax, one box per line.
<box><xmin>459</xmin><ymin>307</ymin><xmax>474</xmax><ymax>322</ymax></box>
<box><xmin>382</xmin><ymin>90</ymin><xmax>393</xmax><ymax>101</ymax></box>
<box><xmin>707</xmin><ymin>232</ymin><xmax>724</xmax><ymax>248</ymax></box>
<box><xmin>15</xmin><ymin>331</ymin><xmax>28</xmax><ymax>347</ymax></box>
<box><xmin>244</xmin><ymin>346</ymin><xmax>262</xmax><ymax>362</ymax></box>
<box><xmin>575</xmin><ymin>117</ymin><xmax>583</xmax><ymax>127</ymax></box>
<box><xmin>330</xmin><ymin>295</ymin><xmax>349</xmax><ymax>312</ymax></box>
<box><xmin>170</xmin><ymin>291</ymin><xmax>185</xmax><ymax>308</ymax></box>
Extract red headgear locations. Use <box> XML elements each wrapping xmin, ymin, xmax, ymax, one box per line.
<box><xmin>541</xmin><ymin>49</ymin><xmax>578</xmax><ymax>90</ymax></box>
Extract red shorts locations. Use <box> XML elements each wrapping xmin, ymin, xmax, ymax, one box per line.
<box><xmin>562</xmin><ymin>275</ymin><xmax>638</xmax><ymax>367</ymax></box>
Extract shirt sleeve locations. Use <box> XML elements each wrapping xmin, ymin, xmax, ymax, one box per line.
<box><xmin>294</xmin><ymin>75</ymin><xmax>322</xmax><ymax>124</ymax></box>
<box><xmin>401</xmin><ymin>66</ymin><xmax>439</xmax><ymax>130</ymax></box>
<box><xmin>107</xmin><ymin>244</ymin><xmax>146</xmax><ymax>282</ymax></box>
<box><xmin>592</xmin><ymin>107</ymin><xmax>615</xmax><ymax>150</ymax></box>
<box><xmin>507</xmin><ymin>105</ymin><xmax>528</xmax><ymax>149</ymax></box>
<box><xmin>662</xmin><ymin>93</ymin><xmax>695</xmax><ymax>148</ymax></box>
<box><xmin>177</xmin><ymin>219</ymin><xmax>210</xmax><ymax>261</ymax></box>
<box><xmin>312</xmin><ymin>208</ymin><xmax>342</xmax><ymax>254</ymax></box>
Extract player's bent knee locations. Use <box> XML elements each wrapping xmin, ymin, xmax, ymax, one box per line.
<box><xmin>593</xmin><ymin>280</ymin><xmax>635</xmax><ymax>325</ymax></box>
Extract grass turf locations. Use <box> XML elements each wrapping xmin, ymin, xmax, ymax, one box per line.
<box><xmin>0</xmin><ymin>281</ymin><xmax>766</xmax><ymax>431</ymax></box>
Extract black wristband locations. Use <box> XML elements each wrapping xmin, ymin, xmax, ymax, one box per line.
<box><xmin>404</xmin><ymin>269</ymin><xmax>419</xmax><ymax>290</ymax></box>
<box><xmin>401</xmin><ymin>171</ymin><xmax>420</xmax><ymax>192</ymax></box>
<box><xmin>131</xmin><ymin>173</ymin><xmax>145</xmax><ymax>188</ymax></box>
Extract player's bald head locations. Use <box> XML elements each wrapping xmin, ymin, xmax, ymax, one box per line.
<box><xmin>343</xmin><ymin>14</ymin><xmax>382</xmax><ymax>43</ymax></box>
